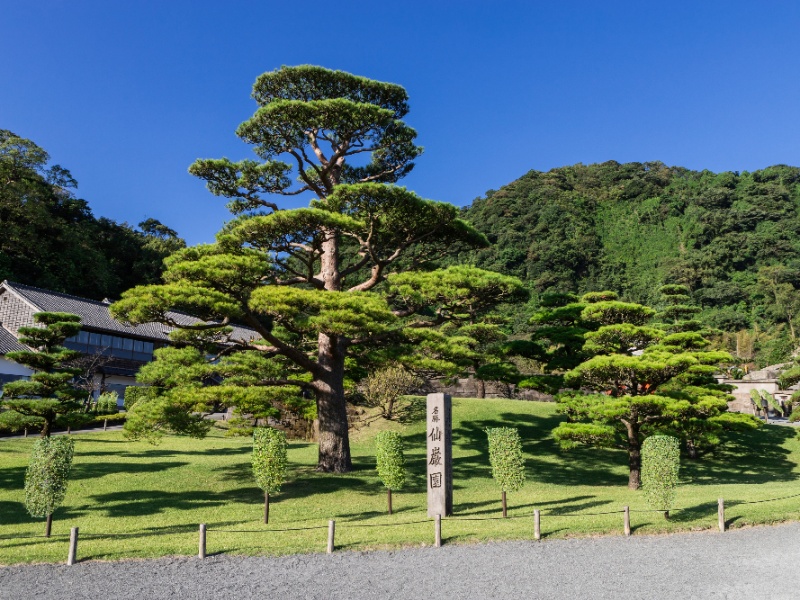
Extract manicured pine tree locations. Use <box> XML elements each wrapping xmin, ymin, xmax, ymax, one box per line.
<box><xmin>110</xmin><ymin>65</ymin><xmax>525</xmax><ymax>474</ymax></box>
<box><xmin>0</xmin><ymin>312</ymin><xmax>86</xmax><ymax>437</ymax></box>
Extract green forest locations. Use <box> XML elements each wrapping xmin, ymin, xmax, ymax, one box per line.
<box><xmin>5</xmin><ymin>127</ymin><xmax>800</xmax><ymax>368</ymax></box>
<box><xmin>0</xmin><ymin>130</ymin><xmax>184</xmax><ymax>299</ymax></box>
<box><xmin>461</xmin><ymin>161</ymin><xmax>800</xmax><ymax>367</ymax></box>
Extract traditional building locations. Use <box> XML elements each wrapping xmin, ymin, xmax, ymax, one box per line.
<box><xmin>0</xmin><ymin>280</ymin><xmax>258</xmax><ymax>402</ymax></box>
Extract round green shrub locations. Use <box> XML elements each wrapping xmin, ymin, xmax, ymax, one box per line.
<box><xmin>641</xmin><ymin>435</ymin><xmax>680</xmax><ymax>512</ymax></box>
<box><xmin>375</xmin><ymin>431</ymin><xmax>406</xmax><ymax>490</ymax></box>
<box><xmin>25</xmin><ymin>436</ymin><xmax>75</xmax><ymax>518</ymax></box>
<box><xmin>486</xmin><ymin>427</ymin><xmax>526</xmax><ymax>492</ymax></box>
<box><xmin>94</xmin><ymin>391</ymin><xmax>120</xmax><ymax>415</ymax></box>
<box><xmin>252</xmin><ymin>427</ymin><xmax>288</xmax><ymax>494</ymax></box>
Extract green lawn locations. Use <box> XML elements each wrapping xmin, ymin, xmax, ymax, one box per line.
<box><xmin>2</xmin><ymin>398</ymin><xmax>800</xmax><ymax>565</ymax></box>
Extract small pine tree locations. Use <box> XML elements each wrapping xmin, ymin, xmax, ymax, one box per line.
<box><xmin>486</xmin><ymin>427</ymin><xmax>526</xmax><ymax>517</ymax></box>
<box><xmin>0</xmin><ymin>312</ymin><xmax>86</xmax><ymax>436</ymax></box>
<box><xmin>375</xmin><ymin>431</ymin><xmax>406</xmax><ymax>514</ymax></box>
<box><xmin>252</xmin><ymin>427</ymin><xmax>288</xmax><ymax>524</ymax></box>
<box><xmin>25</xmin><ymin>436</ymin><xmax>75</xmax><ymax>537</ymax></box>
<box><xmin>641</xmin><ymin>435</ymin><xmax>680</xmax><ymax>519</ymax></box>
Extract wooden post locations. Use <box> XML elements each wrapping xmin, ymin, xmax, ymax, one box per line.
<box><xmin>45</xmin><ymin>513</ymin><xmax>53</xmax><ymax>538</ymax></box>
<box><xmin>67</xmin><ymin>426</ymin><xmax>71</xmax><ymax>435</ymax></box>
<box><xmin>199</xmin><ymin>524</ymin><xmax>207</xmax><ymax>559</ymax></box>
<box><xmin>388</xmin><ymin>488</ymin><xmax>393</xmax><ymax>515</ymax></box>
<box><xmin>23</xmin><ymin>428</ymin><xmax>27</xmax><ymax>438</ymax></box>
<box><xmin>623</xmin><ymin>506</ymin><xmax>631</xmax><ymax>536</ymax></box>
<box><xmin>103</xmin><ymin>419</ymin><xmax>108</xmax><ymax>431</ymax></box>
<box><xmin>502</xmin><ymin>491</ymin><xmax>507</xmax><ymax>518</ymax></box>
<box><xmin>327</xmin><ymin>520</ymin><xmax>335</xmax><ymax>554</ymax></box>
<box><xmin>67</xmin><ymin>527</ymin><xmax>78</xmax><ymax>566</ymax></box>
<box><xmin>435</xmin><ymin>514</ymin><xmax>442</xmax><ymax>548</ymax></box>
<box><xmin>264</xmin><ymin>492</ymin><xmax>269</xmax><ymax>524</ymax></box>
<box><xmin>718</xmin><ymin>498</ymin><xmax>725</xmax><ymax>532</ymax></box>
<box><xmin>534</xmin><ymin>509</ymin><xmax>541</xmax><ymax>541</ymax></box>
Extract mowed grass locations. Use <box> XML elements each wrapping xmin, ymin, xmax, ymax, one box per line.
<box><xmin>2</xmin><ymin>398</ymin><xmax>800</xmax><ymax>564</ymax></box>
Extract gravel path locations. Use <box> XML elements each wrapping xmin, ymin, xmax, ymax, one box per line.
<box><xmin>1</xmin><ymin>523</ymin><xmax>796</xmax><ymax>599</ymax></box>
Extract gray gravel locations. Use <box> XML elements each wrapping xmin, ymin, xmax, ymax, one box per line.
<box><xmin>1</xmin><ymin>523</ymin><xmax>796</xmax><ymax>599</ymax></box>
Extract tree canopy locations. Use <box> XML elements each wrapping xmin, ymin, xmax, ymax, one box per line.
<box><xmin>111</xmin><ymin>65</ymin><xmax>523</xmax><ymax>473</ymax></box>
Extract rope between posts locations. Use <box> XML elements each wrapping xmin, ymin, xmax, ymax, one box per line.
<box><xmin>541</xmin><ymin>509</ymin><xmax>625</xmax><ymax>517</ymax></box>
<box><xmin>211</xmin><ymin>525</ymin><xmax>329</xmax><ymax>533</ymax></box>
<box><xmin>0</xmin><ymin>534</ymin><xmax>70</xmax><ymax>540</ymax></box>
<box><xmin>450</xmin><ymin>514</ymin><xmax>529</xmax><ymax>521</ymax></box>
<box><xmin>341</xmin><ymin>519</ymin><xmax>430</xmax><ymax>529</ymax></box>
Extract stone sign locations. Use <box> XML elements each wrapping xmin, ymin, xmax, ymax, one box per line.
<box><xmin>426</xmin><ymin>392</ymin><xmax>453</xmax><ymax>517</ymax></box>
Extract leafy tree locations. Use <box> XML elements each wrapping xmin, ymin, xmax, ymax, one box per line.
<box><xmin>252</xmin><ymin>427</ymin><xmax>288</xmax><ymax>524</ymax></box>
<box><xmin>486</xmin><ymin>427</ymin><xmax>526</xmax><ymax>517</ymax></box>
<box><xmin>358</xmin><ymin>364</ymin><xmax>421</xmax><ymax>420</ymax></box>
<box><xmin>25</xmin><ymin>436</ymin><xmax>75</xmax><ymax>537</ymax></box>
<box><xmin>111</xmin><ymin>65</ymin><xmax>519</xmax><ymax>473</ymax></box>
<box><xmin>641</xmin><ymin>435</ymin><xmax>680</xmax><ymax>519</ymax></box>
<box><xmin>374</xmin><ymin>430</ymin><xmax>406</xmax><ymax>514</ymax></box>
<box><xmin>0</xmin><ymin>312</ymin><xmax>87</xmax><ymax>436</ymax></box>
<box><xmin>462</xmin><ymin>161</ymin><xmax>800</xmax><ymax>366</ymax></box>
<box><xmin>0</xmin><ymin>130</ymin><xmax>184</xmax><ymax>299</ymax></box>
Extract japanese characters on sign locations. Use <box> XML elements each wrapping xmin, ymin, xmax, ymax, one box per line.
<box><xmin>426</xmin><ymin>393</ymin><xmax>452</xmax><ymax>516</ymax></box>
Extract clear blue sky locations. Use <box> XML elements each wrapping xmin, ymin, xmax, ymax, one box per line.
<box><xmin>3</xmin><ymin>1</ymin><xmax>800</xmax><ymax>245</ymax></box>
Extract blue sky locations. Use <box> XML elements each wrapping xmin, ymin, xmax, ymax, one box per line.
<box><xmin>3</xmin><ymin>1</ymin><xmax>800</xmax><ymax>245</ymax></box>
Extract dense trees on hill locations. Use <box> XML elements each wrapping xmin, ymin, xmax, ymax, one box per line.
<box><xmin>0</xmin><ymin>130</ymin><xmax>184</xmax><ymax>299</ymax></box>
<box><xmin>462</xmin><ymin>161</ymin><xmax>800</xmax><ymax>365</ymax></box>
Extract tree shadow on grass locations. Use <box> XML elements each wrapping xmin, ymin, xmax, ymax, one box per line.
<box><xmin>451</xmin><ymin>412</ymin><xmax>625</xmax><ymax>487</ymax></box>
<box><xmin>0</xmin><ymin>465</ymin><xmax>26</xmax><ymax>489</ymax></box>
<box><xmin>69</xmin><ymin>461</ymin><xmax>189</xmax><ymax>480</ymax></box>
<box><xmin>681</xmin><ymin>425</ymin><xmax>798</xmax><ymax>485</ymax></box>
<box><xmin>70</xmin><ymin>487</ymin><xmax>256</xmax><ymax>519</ymax></box>
<box><xmin>0</xmin><ymin>501</ymin><xmax>30</xmax><ymax>526</ymax></box>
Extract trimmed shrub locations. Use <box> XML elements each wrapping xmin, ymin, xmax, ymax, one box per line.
<box><xmin>375</xmin><ymin>431</ymin><xmax>406</xmax><ymax>490</ymax></box>
<box><xmin>25</xmin><ymin>436</ymin><xmax>75</xmax><ymax>536</ymax></box>
<box><xmin>641</xmin><ymin>435</ymin><xmax>680</xmax><ymax>517</ymax></box>
<box><xmin>252</xmin><ymin>427</ymin><xmax>288</xmax><ymax>523</ymax></box>
<box><xmin>375</xmin><ymin>430</ymin><xmax>406</xmax><ymax>515</ymax></box>
<box><xmin>486</xmin><ymin>427</ymin><xmax>526</xmax><ymax>516</ymax></box>
<box><xmin>95</xmin><ymin>392</ymin><xmax>119</xmax><ymax>415</ymax></box>
<box><xmin>123</xmin><ymin>386</ymin><xmax>154</xmax><ymax>411</ymax></box>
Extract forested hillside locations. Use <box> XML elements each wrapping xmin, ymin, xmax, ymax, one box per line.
<box><xmin>462</xmin><ymin>161</ymin><xmax>800</xmax><ymax>365</ymax></box>
<box><xmin>0</xmin><ymin>130</ymin><xmax>184</xmax><ymax>299</ymax></box>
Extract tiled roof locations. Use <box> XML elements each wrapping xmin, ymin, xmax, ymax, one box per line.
<box><xmin>0</xmin><ymin>326</ymin><xmax>26</xmax><ymax>354</ymax></box>
<box><xmin>2</xmin><ymin>281</ymin><xmax>260</xmax><ymax>345</ymax></box>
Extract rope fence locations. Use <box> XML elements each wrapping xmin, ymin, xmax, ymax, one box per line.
<box><xmin>3</xmin><ymin>491</ymin><xmax>798</xmax><ymax>565</ymax></box>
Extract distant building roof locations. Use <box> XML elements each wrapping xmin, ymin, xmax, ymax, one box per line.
<box><xmin>0</xmin><ymin>326</ymin><xmax>26</xmax><ymax>354</ymax></box>
<box><xmin>1</xmin><ymin>281</ymin><xmax>260</xmax><ymax>346</ymax></box>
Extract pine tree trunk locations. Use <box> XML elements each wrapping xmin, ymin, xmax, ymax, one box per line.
<box><xmin>45</xmin><ymin>513</ymin><xmax>52</xmax><ymax>538</ymax></box>
<box><xmin>41</xmin><ymin>418</ymin><xmax>52</xmax><ymax>438</ymax></box>
<box><xmin>625</xmin><ymin>420</ymin><xmax>642</xmax><ymax>490</ymax></box>
<box><xmin>387</xmin><ymin>488</ymin><xmax>393</xmax><ymax>515</ymax></box>
<box><xmin>686</xmin><ymin>439</ymin><xmax>698</xmax><ymax>459</ymax></box>
<box><xmin>477</xmin><ymin>378</ymin><xmax>486</xmax><ymax>399</ymax></box>
<box><xmin>501</xmin><ymin>490</ymin><xmax>507</xmax><ymax>518</ymax></box>
<box><xmin>315</xmin><ymin>333</ymin><xmax>353</xmax><ymax>473</ymax></box>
